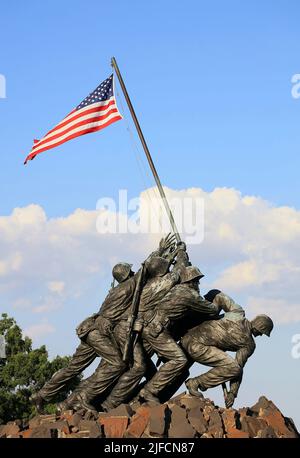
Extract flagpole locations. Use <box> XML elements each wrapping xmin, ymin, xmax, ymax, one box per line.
<box><xmin>111</xmin><ymin>57</ymin><xmax>181</xmax><ymax>243</ymax></box>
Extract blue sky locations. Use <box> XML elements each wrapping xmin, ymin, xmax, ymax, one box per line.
<box><xmin>1</xmin><ymin>0</ymin><xmax>300</xmax><ymax>214</ymax></box>
<box><xmin>1</xmin><ymin>1</ymin><xmax>300</xmax><ymax>429</ymax></box>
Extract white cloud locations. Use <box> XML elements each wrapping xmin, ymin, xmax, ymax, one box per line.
<box><xmin>12</xmin><ymin>298</ymin><xmax>31</xmax><ymax>310</ymax></box>
<box><xmin>0</xmin><ymin>252</ymin><xmax>23</xmax><ymax>276</ymax></box>
<box><xmin>48</xmin><ymin>281</ymin><xmax>65</xmax><ymax>295</ymax></box>
<box><xmin>32</xmin><ymin>296</ymin><xmax>63</xmax><ymax>314</ymax></box>
<box><xmin>246</xmin><ymin>297</ymin><xmax>300</xmax><ymax>324</ymax></box>
<box><xmin>24</xmin><ymin>321</ymin><xmax>55</xmax><ymax>339</ymax></box>
<box><xmin>213</xmin><ymin>260</ymin><xmax>282</xmax><ymax>290</ymax></box>
<box><xmin>0</xmin><ymin>186</ymin><xmax>300</xmax><ymax>333</ymax></box>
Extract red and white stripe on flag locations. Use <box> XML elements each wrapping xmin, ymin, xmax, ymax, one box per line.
<box><xmin>24</xmin><ymin>75</ymin><xmax>122</xmax><ymax>164</ymax></box>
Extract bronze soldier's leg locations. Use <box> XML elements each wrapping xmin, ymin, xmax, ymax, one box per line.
<box><xmin>40</xmin><ymin>326</ymin><xmax>121</xmax><ymax>404</ymax></box>
<box><xmin>141</xmin><ymin>328</ymin><xmax>188</xmax><ymax>398</ymax></box>
<box><xmin>101</xmin><ymin>322</ymin><xmax>148</xmax><ymax>410</ymax></box>
<box><xmin>182</xmin><ymin>337</ymin><xmax>241</xmax><ymax>391</ymax></box>
<box><xmin>85</xmin><ymin>329</ymin><xmax>123</xmax><ymax>365</ymax></box>
<box><xmin>102</xmin><ymin>342</ymin><xmax>146</xmax><ymax>410</ymax></box>
<box><xmin>38</xmin><ymin>341</ymin><xmax>97</xmax><ymax>402</ymax></box>
<box><xmin>142</xmin><ymin>337</ymin><xmax>157</xmax><ymax>381</ymax></box>
<box><xmin>158</xmin><ymin>364</ymin><xmax>192</xmax><ymax>403</ymax></box>
<box><xmin>142</xmin><ymin>338</ymin><xmax>155</xmax><ymax>359</ymax></box>
<box><xmin>66</xmin><ymin>331</ymin><xmax>127</xmax><ymax>409</ymax></box>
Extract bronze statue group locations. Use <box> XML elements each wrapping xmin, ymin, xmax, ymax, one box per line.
<box><xmin>31</xmin><ymin>234</ymin><xmax>273</xmax><ymax>415</ymax></box>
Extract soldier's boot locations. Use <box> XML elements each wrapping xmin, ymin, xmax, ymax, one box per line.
<box><xmin>55</xmin><ymin>390</ymin><xmax>78</xmax><ymax>414</ymax></box>
<box><xmin>30</xmin><ymin>392</ymin><xmax>45</xmax><ymax>414</ymax></box>
<box><xmin>72</xmin><ymin>392</ymin><xmax>98</xmax><ymax>416</ymax></box>
<box><xmin>138</xmin><ymin>387</ymin><xmax>160</xmax><ymax>404</ymax></box>
<box><xmin>101</xmin><ymin>399</ymin><xmax>115</xmax><ymax>412</ymax></box>
<box><xmin>185</xmin><ymin>378</ymin><xmax>205</xmax><ymax>398</ymax></box>
<box><xmin>128</xmin><ymin>395</ymin><xmax>142</xmax><ymax>410</ymax></box>
<box><xmin>56</xmin><ymin>400</ymin><xmax>69</xmax><ymax>415</ymax></box>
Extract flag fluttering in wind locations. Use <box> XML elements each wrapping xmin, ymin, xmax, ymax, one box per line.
<box><xmin>24</xmin><ymin>74</ymin><xmax>122</xmax><ymax>164</ymax></box>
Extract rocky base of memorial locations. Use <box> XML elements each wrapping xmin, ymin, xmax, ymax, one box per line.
<box><xmin>0</xmin><ymin>393</ymin><xmax>298</xmax><ymax>439</ymax></box>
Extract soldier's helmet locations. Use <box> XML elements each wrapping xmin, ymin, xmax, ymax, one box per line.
<box><xmin>204</xmin><ymin>289</ymin><xmax>222</xmax><ymax>302</ymax></box>
<box><xmin>251</xmin><ymin>315</ymin><xmax>274</xmax><ymax>337</ymax></box>
<box><xmin>112</xmin><ymin>263</ymin><xmax>133</xmax><ymax>283</ymax></box>
<box><xmin>180</xmin><ymin>266</ymin><xmax>204</xmax><ymax>283</ymax></box>
<box><xmin>146</xmin><ymin>256</ymin><xmax>170</xmax><ymax>278</ymax></box>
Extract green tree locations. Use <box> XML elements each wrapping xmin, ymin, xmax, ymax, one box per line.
<box><xmin>0</xmin><ymin>313</ymin><xmax>81</xmax><ymax>424</ymax></box>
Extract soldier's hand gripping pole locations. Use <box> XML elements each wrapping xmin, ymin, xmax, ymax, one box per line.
<box><xmin>222</xmin><ymin>382</ymin><xmax>235</xmax><ymax>408</ymax></box>
<box><xmin>222</xmin><ymin>382</ymin><xmax>229</xmax><ymax>403</ymax></box>
<box><xmin>123</xmin><ymin>263</ymin><xmax>146</xmax><ymax>365</ymax></box>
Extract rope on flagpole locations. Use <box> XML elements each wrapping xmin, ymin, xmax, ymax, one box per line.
<box><xmin>111</xmin><ymin>57</ymin><xmax>181</xmax><ymax>242</ymax></box>
<box><xmin>114</xmin><ymin>80</ymin><xmax>162</xmax><ymax>225</ymax></box>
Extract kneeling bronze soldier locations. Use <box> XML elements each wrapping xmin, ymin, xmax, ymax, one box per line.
<box><xmin>181</xmin><ymin>290</ymin><xmax>274</xmax><ymax>408</ymax></box>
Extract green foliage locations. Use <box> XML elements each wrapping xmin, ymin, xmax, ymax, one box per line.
<box><xmin>0</xmin><ymin>313</ymin><xmax>81</xmax><ymax>424</ymax></box>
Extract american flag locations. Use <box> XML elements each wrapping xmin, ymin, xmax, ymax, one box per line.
<box><xmin>24</xmin><ymin>74</ymin><xmax>122</xmax><ymax>164</ymax></box>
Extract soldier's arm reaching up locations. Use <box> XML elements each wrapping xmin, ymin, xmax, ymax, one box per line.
<box><xmin>147</xmin><ymin>233</ymin><xmax>177</xmax><ymax>260</ymax></box>
<box><xmin>229</xmin><ymin>340</ymin><xmax>256</xmax><ymax>401</ymax></box>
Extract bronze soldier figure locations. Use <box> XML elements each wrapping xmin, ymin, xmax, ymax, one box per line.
<box><xmin>30</xmin><ymin>262</ymin><xmax>138</xmax><ymax>413</ymax></box>
<box><xmin>135</xmin><ymin>249</ymin><xmax>221</xmax><ymax>404</ymax></box>
<box><xmin>181</xmin><ymin>290</ymin><xmax>274</xmax><ymax>408</ymax></box>
<box><xmin>52</xmin><ymin>235</ymin><xmax>177</xmax><ymax>412</ymax></box>
<box><xmin>100</xmin><ymin>246</ymin><xmax>186</xmax><ymax>410</ymax></box>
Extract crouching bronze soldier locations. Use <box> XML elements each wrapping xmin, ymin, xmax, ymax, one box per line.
<box><xmin>181</xmin><ymin>290</ymin><xmax>274</xmax><ymax>408</ymax></box>
<box><xmin>30</xmin><ymin>262</ymin><xmax>137</xmax><ymax>413</ymax></box>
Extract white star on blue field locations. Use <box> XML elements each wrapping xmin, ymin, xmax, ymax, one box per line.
<box><xmin>77</xmin><ymin>75</ymin><xmax>114</xmax><ymax>110</ymax></box>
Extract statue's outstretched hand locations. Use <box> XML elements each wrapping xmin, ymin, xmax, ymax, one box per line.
<box><xmin>159</xmin><ymin>233</ymin><xmax>176</xmax><ymax>254</ymax></box>
<box><xmin>225</xmin><ymin>391</ymin><xmax>235</xmax><ymax>409</ymax></box>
